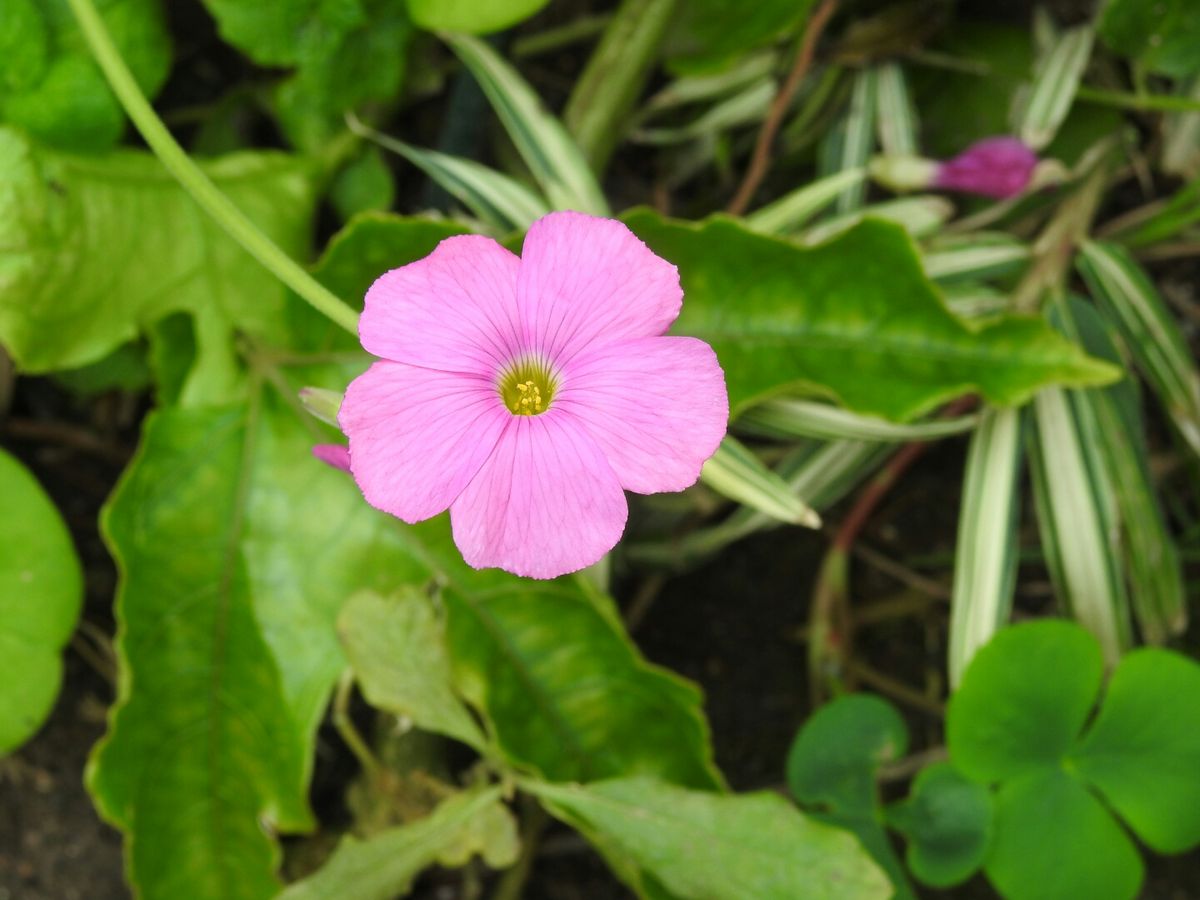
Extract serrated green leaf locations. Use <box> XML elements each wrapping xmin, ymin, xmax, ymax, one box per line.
<box><xmin>948</xmin><ymin>620</ymin><xmax>1104</xmax><ymax>783</ymax></box>
<box><xmin>338</xmin><ymin>588</ymin><xmax>486</xmax><ymax>749</ymax></box>
<box><xmin>623</xmin><ymin>211</ymin><xmax>1118</xmax><ymax>420</ymax></box>
<box><xmin>443</xmin><ymin>581</ymin><xmax>721</xmax><ymax>788</ymax></box>
<box><xmin>88</xmin><ymin>388</ymin><xmax>434</xmax><ymax>900</ymax></box>
<box><xmin>277</xmin><ymin>784</ymin><xmax>518</xmax><ymax>900</ymax></box>
<box><xmin>886</xmin><ymin>762</ymin><xmax>993</xmax><ymax>889</ymax></box>
<box><xmin>0</xmin><ymin>449</ymin><xmax>83</xmax><ymax>754</ymax></box>
<box><xmin>529</xmin><ymin>776</ymin><xmax>892</xmax><ymax>900</ymax></box>
<box><xmin>445</xmin><ymin>33</ymin><xmax>608</xmax><ymax>215</ymax></box>
<box><xmin>0</xmin><ymin>128</ymin><xmax>317</xmax><ymax>404</ymax></box>
<box><xmin>986</xmin><ymin>768</ymin><xmax>1142</xmax><ymax>900</ymax></box>
<box><xmin>948</xmin><ymin>406</ymin><xmax>1022</xmax><ymax>687</ymax></box>
<box><xmin>1071</xmin><ymin>649</ymin><xmax>1200</xmax><ymax>853</ymax></box>
<box><xmin>1098</xmin><ymin>0</ymin><xmax>1200</xmax><ymax>78</ymax></box>
<box><xmin>701</xmin><ymin>435</ymin><xmax>820</xmax><ymax>527</ymax></box>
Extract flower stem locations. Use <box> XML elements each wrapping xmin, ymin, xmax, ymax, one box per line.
<box><xmin>65</xmin><ymin>0</ymin><xmax>360</xmax><ymax>336</ymax></box>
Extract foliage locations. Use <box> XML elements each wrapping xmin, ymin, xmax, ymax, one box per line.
<box><xmin>2</xmin><ymin>0</ymin><xmax>1199</xmax><ymax>898</ymax></box>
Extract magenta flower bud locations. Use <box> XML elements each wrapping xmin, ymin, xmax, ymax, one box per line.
<box><xmin>312</xmin><ymin>443</ymin><xmax>351</xmax><ymax>472</ymax></box>
<box><xmin>933</xmin><ymin>137</ymin><xmax>1039</xmax><ymax>199</ymax></box>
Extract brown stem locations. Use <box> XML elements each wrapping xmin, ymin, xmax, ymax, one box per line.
<box><xmin>726</xmin><ymin>0</ymin><xmax>839</xmax><ymax>215</ymax></box>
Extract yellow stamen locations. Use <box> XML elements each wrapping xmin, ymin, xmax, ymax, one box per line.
<box><xmin>498</xmin><ymin>360</ymin><xmax>556</xmax><ymax>416</ymax></box>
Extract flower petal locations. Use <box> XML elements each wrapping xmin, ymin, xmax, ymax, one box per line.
<box><xmin>517</xmin><ymin>211</ymin><xmax>682</xmax><ymax>365</ymax></box>
<box><xmin>339</xmin><ymin>361</ymin><xmax>508</xmax><ymax>523</ymax></box>
<box><xmin>556</xmin><ymin>336</ymin><xmax>728</xmax><ymax>494</ymax></box>
<box><xmin>450</xmin><ymin>412</ymin><xmax>627</xmax><ymax>579</ymax></box>
<box><xmin>360</xmin><ymin>235</ymin><xmax>522</xmax><ymax>375</ymax></box>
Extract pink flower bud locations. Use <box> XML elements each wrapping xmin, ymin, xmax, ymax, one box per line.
<box><xmin>933</xmin><ymin>137</ymin><xmax>1039</xmax><ymax>199</ymax></box>
<box><xmin>312</xmin><ymin>443</ymin><xmax>351</xmax><ymax>472</ymax></box>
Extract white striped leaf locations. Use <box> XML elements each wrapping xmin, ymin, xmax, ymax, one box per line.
<box><xmin>1015</xmin><ymin>25</ymin><xmax>1094</xmax><ymax>151</ymax></box>
<box><xmin>801</xmin><ymin>195</ymin><xmax>953</xmax><ymax>245</ymax></box>
<box><xmin>445</xmin><ymin>33</ymin><xmax>609</xmax><ymax>215</ymax></box>
<box><xmin>1053</xmin><ymin>297</ymin><xmax>1187</xmax><ymax>642</ymax></box>
<box><xmin>700</xmin><ymin>435</ymin><xmax>821</xmax><ymax>527</ymax></box>
<box><xmin>1029</xmin><ymin>381</ymin><xmax>1131</xmax><ymax>665</ymax></box>
<box><xmin>738</xmin><ymin>398</ymin><xmax>977</xmax><ymax>442</ymax></box>
<box><xmin>633</xmin><ymin>79</ymin><xmax>775</xmax><ymax>146</ymax></box>
<box><xmin>820</xmin><ymin>68</ymin><xmax>877</xmax><ymax>214</ymax></box>
<box><xmin>347</xmin><ymin>116</ymin><xmax>550</xmax><ymax>231</ymax></box>
<box><xmin>874</xmin><ymin>62</ymin><xmax>917</xmax><ymax>156</ymax></box>
<box><xmin>924</xmin><ymin>234</ymin><xmax>1032</xmax><ymax>282</ymax></box>
<box><xmin>948</xmin><ymin>406</ymin><xmax>1023</xmax><ymax>687</ymax></box>
<box><xmin>744</xmin><ymin>169</ymin><xmax>867</xmax><ymax>235</ymax></box>
<box><xmin>1077</xmin><ymin>240</ymin><xmax>1200</xmax><ymax>458</ymax></box>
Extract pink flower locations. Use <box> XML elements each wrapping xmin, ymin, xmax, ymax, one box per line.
<box><xmin>338</xmin><ymin>211</ymin><xmax>729</xmax><ymax>579</ymax></box>
<box><xmin>933</xmin><ymin>136</ymin><xmax>1039</xmax><ymax>199</ymax></box>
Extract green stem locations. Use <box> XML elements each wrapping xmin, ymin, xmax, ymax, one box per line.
<box><xmin>563</xmin><ymin>0</ymin><xmax>679</xmax><ymax>174</ymax></box>
<box><xmin>66</xmin><ymin>0</ymin><xmax>360</xmax><ymax>336</ymax></box>
<box><xmin>1075</xmin><ymin>85</ymin><xmax>1200</xmax><ymax>114</ymax></box>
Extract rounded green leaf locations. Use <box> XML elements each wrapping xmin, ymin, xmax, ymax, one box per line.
<box><xmin>408</xmin><ymin>0</ymin><xmax>550</xmax><ymax>35</ymax></box>
<box><xmin>786</xmin><ymin>694</ymin><xmax>908</xmax><ymax>816</ymax></box>
<box><xmin>0</xmin><ymin>0</ymin><xmax>49</xmax><ymax>93</ymax></box>
<box><xmin>886</xmin><ymin>762</ymin><xmax>993</xmax><ymax>888</ymax></box>
<box><xmin>0</xmin><ymin>448</ymin><xmax>83</xmax><ymax>753</ymax></box>
<box><xmin>985</xmin><ymin>768</ymin><xmax>1142</xmax><ymax>900</ymax></box>
<box><xmin>947</xmin><ymin>620</ymin><xmax>1103</xmax><ymax>783</ymax></box>
<box><xmin>1072</xmin><ymin>649</ymin><xmax>1200</xmax><ymax>853</ymax></box>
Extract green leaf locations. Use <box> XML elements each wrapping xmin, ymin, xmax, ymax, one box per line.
<box><xmin>947</xmin><ymin>620</ymin><xmax>1103</xmax><ymax>783</ymax></box>
<box><xmin>700</xmin><ymin>435</ymin><xmax>821</xmax><ymax>527</ymax></box>
<box><xmin>0</xmin><ymin>449</ymin><xmax>83</xmax><ymax>754</ymax></box>
<box><xmin>198</xmin><ymin>0</ymin><xmax>412</xmax><ymax>149</ymax></box>
<box><xmin>406</xmin><ymin>0</ymin><xmax>549</xmax><ymax>34</ymax></box>
<box><xmin>278</xmin><ymin>784</ymin><xmax>518</xmax><ymax>900</ymax></box>
<box><xmin>622</xmin><ymin>212</ymin><xmax>1119</xmax><ymax>420</ymax></box>
<box><xmin>329</xmin><ymin>148</ymin><xmax>396</xmax><ymax>222</ymax></box>
<box><xmin>444</xmin><ymin>33</ymin><xmax>609</xmax><ymax>215</ymax></box>
<box><xmin>785</xmin><ymin>694</ymin><xmax>914</xmax><ymax>899</ymax></box>
<box><xmin>1</xmin><ymin>0</ymin><xmax>171</xmax><ymax>151</ymax></box>
<box><xmin>528</xmin><ymin>776</ymin><xmax>892</xmax><ymax>900</ymax></box>
<box><xmin>0</xmin><ymin>0</ymin><xmax>50</xmax><ymax>93</ymax></box>
<box><xmin>874</xmin><ymin>62</ymin><xmax>918</xmax><ymax>156</ymax></box>
<box><xmin>821</xmin><ymin>68</ymin><xmax>877</xmax><ymax>214</ymax></box>
<box><xmin>786</xmin><ymin>694</ymin><xmax>908</xmax><ymax>817</ymax></box>
<box><xmin>667</xmin><ymin>0</ymin><xmax>814</xmax><ymax>73</ymax></box>
<box><xmin>986</xmin><ymin>768</ymin><xmax>1142</xmax><ymax>900</ymax></box>
<box><xmin>0</xmin><ymin>129</ymin><xmax>317</xmax><ymax>403</ymax></box>
<box><xmin>886</xmin><ymin>762</ymin><xmax>993</xmax><ymax>888</ymax></box>
<box><xmin>338</xmin><ymin>588</ymin><xmax>487</xmax><ymax>749</ymax></box>
<box><xmin>1098</xmin><ymin>0</ymin><xmax>1200</xmax><ymax>78</ymax></box>
<box><xmin>923</xmin><ymin>233</ymin><xmax>1032</xmax><ymax>283</ymax></box>
<box><xmin>744</xmin><ymin>169</ymin><xmax>867</xmax><ymax>236</ymax></box>
<box><xmin>88</xmin><ymin>391</ymin><xmax>432</xmax><ymax>900</ymax></box>
<box><xmin>948</xmin><ymin>407</ymin><xmax>1022</xmax><ymax>687</ymax></box>
<box><xmin>443</xmin><ymin>581</ymin><xmax>721</xmax><ymax>788</ymax></box>
<box><xmin>1072</xmin><ymin>649</ymin><xmax>1200</xmax><ymax>853</ymax></box>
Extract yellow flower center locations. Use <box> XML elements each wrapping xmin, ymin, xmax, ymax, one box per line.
<box><xmin>498</xmin><ymin>359</ymin><xmax>557</xmax><ymax>416</ymax></box>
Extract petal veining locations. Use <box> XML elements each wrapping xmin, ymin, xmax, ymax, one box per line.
<box><xmin>556</xmin><ymin>336</ymin><xmax>728</xmax><ymax>494</ymax></box>
<box><xmin>340</xmin><ymin>360</ymin><xmax>509</xmax><ymax>523</ymax></box>
<box><xmin>517</xmin><ymin>211</ymin><xmax>682</xmax><ymax>365</ymax></box>
<box><xmin>450</xmin><ymin>411</ymin><xmax>628</xmax><ymax>579</ymax></box>
<box><xmin>360</xmin><ymin>235</ymin><xmax>522</xmax><ymax>375</ymax></box>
